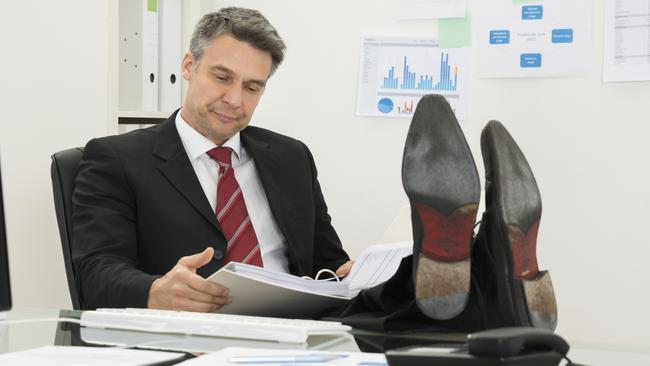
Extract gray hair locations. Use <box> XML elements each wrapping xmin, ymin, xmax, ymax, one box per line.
<box><xmin>189</xmin><ymin>7</ymin><xmax>286</xmax><ymax>76</ymax></box>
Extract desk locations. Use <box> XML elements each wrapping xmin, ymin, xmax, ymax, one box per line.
<box><xmin>0</xmin><ymin>308</ymin><xmax>464</xmax><ymax>358</ymax></box>
<box><xmin>0</xmin><ymin>308</ymin><xmax>363</xmax><ymax>355</ymax></box>
<box><xmin>2</xmin><ymin>308</ymin><xmax>649</xmax><ymax>365</ymax></box>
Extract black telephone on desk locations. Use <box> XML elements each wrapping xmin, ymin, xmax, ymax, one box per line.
<box><xmin>386</xmin><ymin>327</ymin><xmax>574</xmax><ymax>366</ymax></box>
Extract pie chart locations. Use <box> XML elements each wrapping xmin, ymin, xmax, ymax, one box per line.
<box><xmin>377</xmin><ymin>98</ymin><xmax>394</xmax><ymax>113</ymax></box>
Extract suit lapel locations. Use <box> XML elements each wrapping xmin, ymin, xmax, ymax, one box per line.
<box><xmin>152</xmin><ymin>113</ymin><xmax>220</xmax><ymax>231</ymax></box>
<box><xmin>241</xmin><ymin>130</ymin><xmax>293</xmax><ymax>242</ymax></box>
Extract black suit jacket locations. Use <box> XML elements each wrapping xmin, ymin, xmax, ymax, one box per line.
<box><xmin>72</xmin><ymin>111</ymin><xmax>349</xmax><ymax>309</ymax></box>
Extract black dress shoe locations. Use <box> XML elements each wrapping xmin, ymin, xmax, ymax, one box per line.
<box><xmin>402</xmin><ymin>94</ymin><xmax>480</xmax><ymax>320</ymax></box>
<box><xmin>477</xmin><ymin>120</ymin><xmax>557</xmax><ymax>330</ymax></box>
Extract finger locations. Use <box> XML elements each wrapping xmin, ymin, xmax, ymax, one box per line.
<box><xmin>166</xmin><ymin>278</ymin><xmax>230</xmax><ymax>307</ymax></box>
<box><xmin>170</xmin><ymin>297</ymin><xmax>219</xmax><ymax>313</ymax></box>
<box><xmin>180</xmin><ymin>281</ymin><xmax>231</xmax><ymax>305</ymax></box>
<box><xmin>335</xmin><ymin>261</ymin><xmax>354</xmax><ymax>277</ymax></box>
<box><xmin>177</xmin><ymin>247</ymin><xmax>215</xmax><ymax>270</ymax></box>
<box><xmin>171</xmin><ymin>268</ymin><xmax>229</xmax><ymax>299</ymax></box>
<box><xmin>187</xmin><ymin>290</ymin><xmax>232</xmax><ymax>306</ymax></box>
<box><xmin>187</xmin><ymin>275</ymin><xmax>230</xmax><ymax>297</ymax></box>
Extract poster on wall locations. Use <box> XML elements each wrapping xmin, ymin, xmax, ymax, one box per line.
<box><xmin>356</xmin><ymin>35</ymin><xmax>469</xmax><ymax>120</ymax></box>
<box><xmin>475</xmin><ymin>0</ymin><xmax>593</xmax><ymax>78</ymax></box>
<box><xmin>396</xmin><ymin>0</ymin><xmax>467</xmax><ymax>20</ymax></box>
<box><xmin>603</xmin><ymin>0</ymin><xmax>650</xmax><ymax>82</ymax></box>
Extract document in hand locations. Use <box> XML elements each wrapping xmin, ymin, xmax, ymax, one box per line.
<box><xmin>207</xmin><ymin>241</ymin><xmax>412</xmax><ymax>318</ymax></box>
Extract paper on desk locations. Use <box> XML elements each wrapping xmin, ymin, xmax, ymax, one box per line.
<box><xmin>0</xmin><ymin>345</ymin><xmax>185</xmax><ymax>366</ymax></box>
<box><xmin>177</xmin><ymin>347</ymin><xmax>388</xmax><ymax>365</ymax></box>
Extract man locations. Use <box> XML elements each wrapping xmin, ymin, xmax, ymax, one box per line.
<box><xmin>73</xmin><ymin>7</ymin><xmax>555</xmax><ymax>333</ymax></box>
<box><xmin>72</xmin><ymin>7</ymin><xmax>352</xmax><ymax>312</ymax></box>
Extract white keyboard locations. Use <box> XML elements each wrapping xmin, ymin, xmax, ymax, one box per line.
<box><xmin>80</xmin><ymin>308</ymin><xmax>351</xmax><ymax>344</ymax></box>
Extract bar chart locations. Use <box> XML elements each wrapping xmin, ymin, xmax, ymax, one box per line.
<box><xmin>382</xmin><ymin>53</ymin><xmax>459</xmax><ymax>92</ymax></box>
<box><xmin>357</xmin><ymin>35</ymin><xmax>468</xmax><ymax>119</ymax></box>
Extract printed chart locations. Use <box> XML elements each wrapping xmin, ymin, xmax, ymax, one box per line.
<box><xmin>603</xmin><ymin>0</ymin><xmax>650</xmax><ymax>82</ymax></box>
<box><xmin>357</xmin><ymin>35</ymin><xmax>468</xmax><ymax>119</ymax></box>
<box><xmin>476</xmin><ymin>0</ymin><xmax>592</xmax><ymax>78</ymax></box>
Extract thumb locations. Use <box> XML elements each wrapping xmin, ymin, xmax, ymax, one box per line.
<box><xmin>178</xmin><ymin>247</ymin><xmax>214</xmax><ymax>271</ymax></box>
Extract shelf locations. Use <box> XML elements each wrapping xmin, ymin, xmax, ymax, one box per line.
<box><xmin>117</xmin><ymin>110</ymin><xmax>169</xmax><ymax>125</ymax></box>
<box><xmin>108</xmin><ymin>1</ymin><xmax>206</xmax><ymax>133</ymax></box>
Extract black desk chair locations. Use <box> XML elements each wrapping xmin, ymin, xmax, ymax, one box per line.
<box><xmin>50</xmin><ymin>147</ymin><xmax>84</xmax><ymax>310</ymax></box>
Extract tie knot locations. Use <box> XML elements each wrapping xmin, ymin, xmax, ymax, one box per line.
<box><xmin>207</xmin><ymin>147</ymin><xmax>233</xmax><ymax>167</ymax></box>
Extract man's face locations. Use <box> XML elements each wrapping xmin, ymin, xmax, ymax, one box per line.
<box><xmin>181</xmin><ymin>34</ymin><xmax>273</xmax><ymax>145</ymax></box>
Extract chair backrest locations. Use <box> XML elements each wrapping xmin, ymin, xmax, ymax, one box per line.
<box><xmin>50</xmin><ymin>147</ymin><xmax>84</xmax><ymax>309</ymax></box>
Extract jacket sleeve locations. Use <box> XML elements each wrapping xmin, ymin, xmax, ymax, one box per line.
<box><xmin>302</xmin><ymin>143</ymin><xmax>350</xmax><ymax>275</ymax></box>
<box><xmin>72</xmin><ymin>138</ymin><xmax>158</xmax><ymax>309</ymax></box>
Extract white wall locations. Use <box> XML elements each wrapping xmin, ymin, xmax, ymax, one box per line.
<box><xmin>1</xmin><ymin>0</ymin><xmax>648</xmax><ymax>352</ymax></box>
<box><xmin>0</xmin><ymin>1</ymin><xmax>109</xmax><ymax>309</ymax></box>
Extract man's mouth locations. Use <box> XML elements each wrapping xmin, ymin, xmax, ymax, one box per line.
<box><xmin>212</xmin><ymin>111</ymin><xmax>239</xmax><ymax>123</ymax></box>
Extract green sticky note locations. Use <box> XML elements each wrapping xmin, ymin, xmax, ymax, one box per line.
<box><xmin>438</xmin><ymin>12</ymin><xmax>472</xmax><ymax>48</ymax></box>
<box><xmin>147</xmin><ymin>0</ymin><xmax>157</xmax><ymax>12</ymax></box>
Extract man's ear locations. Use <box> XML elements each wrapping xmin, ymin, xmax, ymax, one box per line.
<box><xmin>182</xmin><ymin>52</ymin><xmax>194</xmax><ymax>81</ymax></box>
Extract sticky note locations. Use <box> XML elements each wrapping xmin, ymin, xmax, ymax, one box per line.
<box><xmin>147</xmin><ymin>0</ymin><xmax>157</xmax><ymax>12</ymax></box>
<box><xmin>438</xmin><ymin>12</ymin><xmax>472</xmax><ymax>48</ymax></box>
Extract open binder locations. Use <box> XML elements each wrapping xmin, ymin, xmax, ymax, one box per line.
<box><xmin>208</xmin><ymin>241</ymin><xmax>412</xmax><ymax>318</ymax></box>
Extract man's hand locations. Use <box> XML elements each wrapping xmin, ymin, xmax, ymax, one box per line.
<box><xmin>335</xmin><ymin>260</ymin><xmax>355</xmax><ymax>278</ymax></box>
<box><xmin>147</xmin><ymin>247</ymin><xmax>232</xmax><ymax>312</ymax></box>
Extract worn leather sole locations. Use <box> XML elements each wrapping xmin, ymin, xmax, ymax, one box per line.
<box><xmin>480</xmin><ymin>120</ymin><xmax>557</xmax><ymax>330</ymax></box>
<box><xmin>402</xmin><ymin>94</ymin><xmax>480</xmax><ymax>320</ymax></box>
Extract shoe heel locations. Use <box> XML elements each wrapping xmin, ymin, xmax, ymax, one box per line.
<box><xmin>508</xmin><ymin>220</ymin><xmax>557</xmax><ymax>330</ymax></box>
<box><xmin>520</xmin><ymin>270</ymin><xmax>557</xmax><ymax>330</ymax></box>
<box><xmin>509</xmin><ymin>221</ymin><xmax>540</xmax><ymax>281</ymax></box>
<box><xmin>414</xmin><ymin>202</ymin><xmax>477</xmax><ymax>320</ymax></box>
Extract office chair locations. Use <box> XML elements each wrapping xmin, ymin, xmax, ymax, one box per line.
<box><xmin>50</xmin><ymin>147</ymin><xmax>84</xmax><ymax>310</ymax></box>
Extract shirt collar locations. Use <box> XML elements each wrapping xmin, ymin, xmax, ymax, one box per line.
<box><xmin>175</xmin><ymin>109</ymin><xmax>242</xmax><ymax>162</ymax></box>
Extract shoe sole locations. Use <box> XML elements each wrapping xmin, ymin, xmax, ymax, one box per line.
<box><xmin>402</xmin><ymin>95</ymin><xmax>480</xmax><ymax>320</ymax></box>
<box><xmin>481</xmin><ymin>120</ymin><xmax>557</xmax><ymax>330</ymax></box>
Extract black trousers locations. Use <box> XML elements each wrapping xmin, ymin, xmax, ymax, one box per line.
<box><xmin>326</xmin><ymin>255</ymin><xmax>486</xmax><ymax>334</ymax></box>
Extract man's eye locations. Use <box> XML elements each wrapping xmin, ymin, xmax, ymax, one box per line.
<box><xmin>247</xmin><ymin>86</ymin><xmax>261</xmax><ymax>93</ymax></box>
<box><xmin>215</xmin><ymin>74</ymin><xmax>229</xmax><ymax>81</ymax></box>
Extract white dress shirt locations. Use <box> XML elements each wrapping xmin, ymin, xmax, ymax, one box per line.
<box><xmin>175</xmin><ymin>111</ymin><xmax>290</xmax><ymax>273</ymax></box>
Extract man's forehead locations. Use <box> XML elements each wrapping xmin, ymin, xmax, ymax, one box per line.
<box><xmin>207</xmin><ymin>64</ymin><xmax>268</xmax><ymax>84</ymax></box>
<box><xmin>200</xmin><ymin>35</ymin><xmax>272</xmax><ymax>76</ymax></box>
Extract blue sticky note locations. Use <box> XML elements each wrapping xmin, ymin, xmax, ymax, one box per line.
<box><xmin>552</xmin><ymin>29</ymin><xmax>573</xmax><ymax>43</ymax></box>
<box><xmin>489</xmin><ymin>30</ymin><xmax>510</xmax><ymax>44</ymax></box>
<box><xmin>522</xmin><ymin>5</ymin><xmax>543</xmax><ymax>20</ymax></box>
<box><xmin>520</xmin><ymin>53</ymin><xmax>542</xmax><ymax>68</ymax></box>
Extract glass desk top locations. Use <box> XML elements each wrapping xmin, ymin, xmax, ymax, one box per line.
<box><xmin>3</xmin><ymin>308</ymin><xmax>649</xmax><ymax>365</ymax></box>
<box><xmin>0</xmin><ymin>307</ymin><xmax>465</xmax><ymax>356</ymax></box>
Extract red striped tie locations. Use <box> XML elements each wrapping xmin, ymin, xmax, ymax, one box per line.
<box><xmin>207</xmin><ymin>147</ymin><xmax>263</xmax><ymax>267</ymax></box>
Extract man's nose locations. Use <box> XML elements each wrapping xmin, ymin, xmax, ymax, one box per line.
<box><xmin>222</xmin><ymin>84</ymin><xmax>242</xmax><ymax>108</ymax></box>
